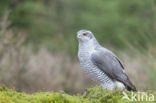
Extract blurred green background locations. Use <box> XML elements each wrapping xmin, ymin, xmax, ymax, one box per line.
<box><xmin>0</xmin><ymin>0</ymin><xmax>156</xmax><ymax>94</ymax></box>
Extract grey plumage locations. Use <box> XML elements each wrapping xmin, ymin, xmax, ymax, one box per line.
<box><xmin>77</xmin><ymin>30</ymin><xmax>136</xmax><ymax>91</ymax></box>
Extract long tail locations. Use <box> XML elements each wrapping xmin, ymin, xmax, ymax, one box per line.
<box><xmin>125</xmin><ymin>77</ymin><xmax>137</xmax><ymax>91</ymax></box>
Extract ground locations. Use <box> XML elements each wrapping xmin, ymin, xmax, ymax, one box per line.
<box><xmin>0</xmin><ymin>86</ymin><xmax>155</xmax><ymax>103</ymax></box>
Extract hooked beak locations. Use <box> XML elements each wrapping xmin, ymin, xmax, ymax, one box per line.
<box><xmin>76</xmin><ymin>33</ymin><xmax>81</xmax><ymax>40</ymax></box>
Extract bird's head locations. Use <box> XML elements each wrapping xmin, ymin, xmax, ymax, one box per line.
<box><xmin>77</xmin><ymin>30</ymin><xmax>94</xmax><ymax>43</ymax></box>
<box><xmin>77</xmin><ymin>30</ymin><xmax>100</xmax><ymax>50</ymax></box>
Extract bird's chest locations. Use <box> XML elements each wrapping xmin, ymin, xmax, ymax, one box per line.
<box><xmin>78</xmin><ymin>49</ymin><xmax>111</xmax><ymax>84</ymax></box>
<box><xmin>79</xmin><ymin>51</ymin><xmax>93</xmax><ymax>69</ymax></box>
<box><xmin>78</xmin><ymin>51</ymin><xmax>100</xmax><ymax>76</ymax></box>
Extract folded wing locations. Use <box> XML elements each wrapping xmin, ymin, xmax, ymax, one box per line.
<box><xmin>91</xmin><ymin>48</ymin><xmax>137</xmax><ymax>91</ymax></box>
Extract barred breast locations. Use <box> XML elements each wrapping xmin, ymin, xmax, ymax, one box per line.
<box><xmin>78</xmin><ymin>50</ymin><xmax>115</xmax><ymax>90</ymax></box>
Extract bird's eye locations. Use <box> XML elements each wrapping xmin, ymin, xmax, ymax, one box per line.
<box><xmin>83</xmin><ymin>33</ymin><xmax>88</xmax><ymax>36</ymax></box>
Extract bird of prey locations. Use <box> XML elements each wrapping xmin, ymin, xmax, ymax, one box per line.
<box><xmin>77</xmin><ymin>30</ymin><xmax>137</xmax><ymax>91</ymax></box>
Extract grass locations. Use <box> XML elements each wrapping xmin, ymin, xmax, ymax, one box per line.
<box><xmin>0</xmin><ymin>86</ymin><xmax>155</xmax><ymax>103</ymax></box>
<box><xmin>0</xmin><ymin>86</ymin><xmax>86</xmax><ymax>103</ymax></box>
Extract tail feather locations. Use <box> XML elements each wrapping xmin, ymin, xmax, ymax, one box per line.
<box><xmin>125</xmin><ymin>78</ymin><xmax>137</xmax><ymax>91</ymax></box>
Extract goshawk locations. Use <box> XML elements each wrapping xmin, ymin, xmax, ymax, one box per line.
<box><xmin>77</xmin><ymin>30</ymin><xmax>136</xmax><ymax>91</ymax></box>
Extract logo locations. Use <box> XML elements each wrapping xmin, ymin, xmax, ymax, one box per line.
<box><xmin>122</xmin><ymin>91</ymin><xmax>155</xmax><ymax>102</ymax></box>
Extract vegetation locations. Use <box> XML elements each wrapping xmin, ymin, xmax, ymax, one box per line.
<box><xmin>0</xmin><ymin>0</ymin><xmax>156</xmax><ymax>96</ymax></box>
<box><xmin>0</xmin><ymin>0</ymin><xmax>155</xmax><ymax>54</ymax></box>
<box><xmin>0</xmin><ymin>86</ymin><xmax>155</xmax><ymax>103</ymax></box>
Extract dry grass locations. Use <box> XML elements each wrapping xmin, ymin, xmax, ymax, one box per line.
<box><xmin>0</xmin><ymin>45</ymin><xmax>96</xmax><ymax>94</ymax></box>
<box><xmin>0</xmin><ymin>45</ymin><xmax>155</xmax><ymax>94</ymax></box>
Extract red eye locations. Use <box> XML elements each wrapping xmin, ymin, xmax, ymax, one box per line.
<box><xmin>83</xmin><ymin>33</ymin><xmax>88</xmax><ymax>36</ymax></box>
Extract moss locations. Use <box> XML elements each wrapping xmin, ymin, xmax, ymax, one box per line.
<box><xmin>0</xmin><ymin>86</ymin><xmax>155</xmax><ymax>103</ymax></box>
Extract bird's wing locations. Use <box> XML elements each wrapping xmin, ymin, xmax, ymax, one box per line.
<box><xmin>91</xmin><ymin>48</ymin><xmax>136</xmax><ymax>91</ymax></box>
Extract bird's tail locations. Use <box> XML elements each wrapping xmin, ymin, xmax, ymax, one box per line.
<box><xmin>125</xmin><ymin>77</ymin><xmax>137</xmax><ymax>91</ymax></box>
